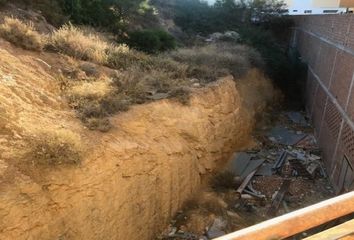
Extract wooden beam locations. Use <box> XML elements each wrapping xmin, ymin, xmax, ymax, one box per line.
<box><xmin>236</xmin><ymin>170</ymin><xmax>257</xmax><ymax>195</ymax></box>
<box><xmin>267</xmin><ymin>179</ymin><xmax>291</xmax><ymax>217</ymax></box>
<box><xmin>303</xmin><ymin>219</ymin><xmax>354</xmax><ymax>240</ymax></box>
<box><xmin>214</xmin><ymin>191</ymin><xmax>354</xmax><ymax>240</ymax></box>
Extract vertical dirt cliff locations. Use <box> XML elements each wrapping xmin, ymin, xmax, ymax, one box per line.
<box><xmin>0</xmin><ymin>43</ymin><xmax>275</xmax><ymax>240</ymax></box>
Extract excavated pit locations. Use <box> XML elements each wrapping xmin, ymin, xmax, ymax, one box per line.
<box><xmin>0</xmin><ymin>42</ymin><xmax>276</xmax><ymax>240</ymax></box>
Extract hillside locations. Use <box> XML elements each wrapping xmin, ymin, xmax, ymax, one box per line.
<box><xmin>0</xmin><ymin>2</ymin><xmax>278</xmax><ymax>240</ymax></box>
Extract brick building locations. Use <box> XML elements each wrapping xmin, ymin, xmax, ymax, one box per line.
<box><xmin>292</xmin><ymin>14</ymin><xmax>354</xmax><ymax>193</ymax></box>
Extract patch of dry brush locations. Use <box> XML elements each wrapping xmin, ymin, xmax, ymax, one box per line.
<box><xmin>60</xmin><ymin>41</ymin><xmax>263</xmax><ymax>132</ymax></box>
<box><xmin>0</xmin><ymin>16</ymin><xmax>44</xmax><ymax>51</ymax></box>
<box><xmin>0</xmin><ymin>19</ymin><xmax>264</xmax><ymax>132</ymax></box>
<box><xmin>169</xmin><ymin>43</ymin><xmax>264</xmax><ymax>83</ymax></box>
<box><xmin>50</xmin><ymin>24</ymin><xmax>110</xmax><ymax>64</ymax></box>
<box><xmin>25</xmin><ymin>129</ymin><xmax>83</xmax><ymax>166</ymax></box>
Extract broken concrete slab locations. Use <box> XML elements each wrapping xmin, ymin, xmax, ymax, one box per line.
<box><xmin>240</xmin><ymin>159</ymin><xmax>265</xmax><ymax>179</ymax></box>
<box><xmin>207</xmin><ymin>217</ymin><xmax>226</xmax><ymax>239</ymax></box>
<box><xmin>256</xmin><ymin>163</ymin><xmax>274</xmax><ymax>176</ymax></box>
<box><xmin>226</xmin><ymin>152</ymin><xmax>252</xmax><ymax>176</ymax></box>
<box><xmin>268</xmin><ymin>126</ymin><xmax>307</xmax><ymax>146</ymax></box>
<box><xmin>287</xmin><ymin>112</ymin><xmax>307</xmax><ymax>126</ymax></box>
<box><xmin>226</xmin><ymin>152</ymin><xmax>264</xmax><ymax>179</ymax></box>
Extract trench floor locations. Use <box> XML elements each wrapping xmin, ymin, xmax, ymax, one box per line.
<box><xmin>157</xmin><ymin>111</ymin><xmax>335</xmax><ymax>240</ymax></box>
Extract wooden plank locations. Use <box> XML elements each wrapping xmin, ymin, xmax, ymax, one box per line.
<box><xmin>340</xmin><ymin>236</ymin><xmax>354</xmax><ymax>240</ymax></box>
<box><xmin>304</xmin><ymin>219</ymin><xmax>354</xmax><ymax>240</ymax></box>
<box><xmin>236</xmin><ymin>170</ymin><xmax>257</xmax><ymax>195</ymax></box>
<box><xmin>267</xmin><ymin>179</ymin><xmax>291</xmax><ymax>216</ymax></box>
<box><xmin>214</xmin><ymin>191</ymin><xmax>354</xmax><ymax>240</ymax></box>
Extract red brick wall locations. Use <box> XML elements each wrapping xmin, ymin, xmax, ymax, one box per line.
<box><xmin>293</xmin><ymin>14</ymin><xmax>354</xmax><ymax>193</ymax></box>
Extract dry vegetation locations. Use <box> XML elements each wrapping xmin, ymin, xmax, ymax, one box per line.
<box><xmin>65</xmin><ymin>64</ymin><xmax>191</xmax><ymax>131</ymax></box>
<box><xmin>106</xmin><ymin>45</ymin><xmax>150</xmax><ymax>70</ymax></box>
<box><xmin>0</xmin><ymin>17</ymin><xmax>264</xmax><ymax>132</ymax></box>
<box><xmin>0</xmin><ymin>16</ymin><xmax>45</xmax><ymax>51</ymax></box>
<box><xmin>169</xmin><ymin>44</ymin><xmax>264</xmax><ymax>82</ymax></box>
<box><xmin>183</xmin><ymin>192</ymin><xmax>228</xmax><ymax>216</ymax></box>
<box><xmin>50</xmin><ymin>24</ymin><xmax>110</xmax><ymax>64</ymax></box>
<box><xmin>61</xmin><ymin>41</ymin><xmax>262</xmax><ymax>131</ymax></box>
<box><xmin>25</xmin><ymin>129</ymin><xmax>83</xmax><ymax>166</ymax></box>
<box><xmin>210</xmin><ymin>171</ymin><xmax>240</xmax><ymax>192</ymax></box>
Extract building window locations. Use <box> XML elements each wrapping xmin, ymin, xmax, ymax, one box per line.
<box><xmin>293</xmin><ymin>10</ymin><xmax>298</xmax><ymax>12</ymax></box>
<box><xmin>304</xmin><ymin>10</ymin><xmax>312</xmax><ymax>13</ymax></box>
<box><xmin>323</xmin><ymin>10</ymin><xmax>338</xmax><ymax>13</ymax></box>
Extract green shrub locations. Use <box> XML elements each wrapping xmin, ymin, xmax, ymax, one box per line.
<box><xmin>239</xmin><ymin>25</ymin><xmax>307</xmax><ymax>109</ymax></box>
<box><xmin>0</xmin><ymin>0</ymin><xmax>9</xmax><ymax>5</ymax></box>
<box><xmin>127</xmin><ymin>29</ymin><xmax>176</xmax><ymax>53</ymax></box>
<box><xmin>155</xmin><ymin>30</ymin><xmax>177</xmax><ymax>51</ymax></box>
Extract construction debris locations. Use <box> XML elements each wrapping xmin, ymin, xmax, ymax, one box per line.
<box><xmin>207</xmin><ymin>218</ymin><xmax>227</xmax><ymax>239</ymax></box>
<box><xmin>227</xmin><ymin>152</ymin><xmax>252</xmax><ymax>176</ymax></box>
<box><xmin>255</xmin><ymin>163</ymin><xmax>273</xmax><ymax>176</ymax></box>
<box><xmin>227</xmin><ymin>153</ymin><xmax>265</xmax><ymax>179</ymax></box>
<box><xmin>272</xmin><ymin>151</ymin><xmax>291</xmax><ymax>173</ymax></box>
<box><xmin>287</xmin><ymin>111</ymin><xmax>307</xmax><ymax>126</ymax></box>
<box><xmin>158</xmin><ymin>112</ymin><xmax>334</xmax><ymax>240</ymax></box>
<box><xmin>236</xmin><ymin>170</ymin><xmax>258</xmax><ymax>196</ymax></box>
<box><xmin>268</xmin><ymin>126</ymin><xmax>307</xmax><ymax>145</ymax></box>
<box><xmin>267</xmin><ymin>179</ymin><xmax>291</xmax><ymax>216</ymax></box>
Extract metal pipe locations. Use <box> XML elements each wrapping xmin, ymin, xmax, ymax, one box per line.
<box><xmin>214</xmin><ymin>191</ymin><xmax>354</xmax><ymax>240</ymax></box>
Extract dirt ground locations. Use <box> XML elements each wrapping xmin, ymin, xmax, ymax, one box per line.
<box><xmin>157</xmin><ymin>111</ymin><xmax>335</xmax><ymax>240</ymax></box>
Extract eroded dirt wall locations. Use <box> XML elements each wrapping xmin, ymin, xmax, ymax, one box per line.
<box><xmin>0</xmin><ymin>42</ymin><xmax>274</xmax><ymax>240</ymax></box>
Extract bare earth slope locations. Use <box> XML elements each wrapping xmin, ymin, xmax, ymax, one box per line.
<box><xmin>0</xmin><ymin>40</ymin><xmax>275</xmax><ymax>240</ymax></box>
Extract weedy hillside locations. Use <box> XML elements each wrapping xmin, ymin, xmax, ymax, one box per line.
<box><xmin>0</xmin><ymin>7</ymin><xmax>263</xmax><ymax>133</ymax></box>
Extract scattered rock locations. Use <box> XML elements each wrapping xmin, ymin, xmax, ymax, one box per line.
<box><xmin>0</xmin><ymin>73</ymin><xmax>16</xmax><ymax>86</ymax></box>
<box><xmin>206</xmin><ymin>31</ymin><xmax>240</xmax><ymax>42</ymax></box>
<box><xmin>207</xmin><ymin>217</ymin><xmax>226</xmax><ymax>239</ymax></box>
<box><xmin>147</xmin><ymin>93</ymin><xmax>170</xmax><ymax>100</ymax></box>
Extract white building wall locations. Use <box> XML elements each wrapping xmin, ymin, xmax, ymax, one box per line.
<box><xmin>284</xmin><ymin>0</ymin><xmax>347</xmax><ymax>15</ymax></box>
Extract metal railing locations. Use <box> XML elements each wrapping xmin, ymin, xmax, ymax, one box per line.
<box><xmin>215</xmin><ymin>191</ymin><xmax>354</xmax><ymax>240</ymax></box>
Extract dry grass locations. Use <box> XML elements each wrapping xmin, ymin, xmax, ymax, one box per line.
<box><xmin>169</xmin><ymin>43</ymin><xmax>264</xmax><ymax>82</ymax></box>
<box><xmin>64</xmin><ymin>62</ymin><xmax>192</xmax><ymax>131</ymax></box>
<box><xmin>168</xmin><ymin>87</ymin><xmax>191</xmax><ymax>105</ymax></box>
<box><xmin>210</xmin><ymin>171</ymin><xmax>240</xmax><ymax>192</ymax></box>
<box><xmin>50</xmin><ymin>24</ymin><xmax>109</xmax><ymax>64</ymax></box>
<box><xmin>85</xmin><ymin>118</ymin><xmax>112</xmax><ymax>132</ymax></box>
<box><xmin>26</xmin><ymin>129</ymin><xmax>83</xmax><ymax>166</ymax></box>
<box><xmin>79</xmin><ymin>63</ymin><xmax>100</xmax><ymax>77</ymax></box>
<box><xmin>62</xmin><ymin>43</ymin><xmax>263</xmax><ymax>132</ymax></box>
<box><xmin>0</xmin><ymin>17</ymin><xmax>44</xmax><ymax>51</ymax></box>
<box><xmin>69</xmin><ymin>80</ymin><xmax>113</xmax><ymax>100</ymax></box>
<box><xmin>50</xmin><ymin>27</ymin><xmax>264</xmax><ymax>132</ymax></box>
<box><xmin>106</xmin><ymin>45</ymin><xmax>149</xmax><ymax>70</ymax></box>
<box><xmin>183</xmin><ymin>192</ymin><xmax>228</xmax><ymax>216</ymax></box>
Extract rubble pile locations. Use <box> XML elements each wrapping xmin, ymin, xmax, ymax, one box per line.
<box><xmin>158</xmin><ymin>112</ymin><xmax>334</xmax><ymax>240</ymax></box>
